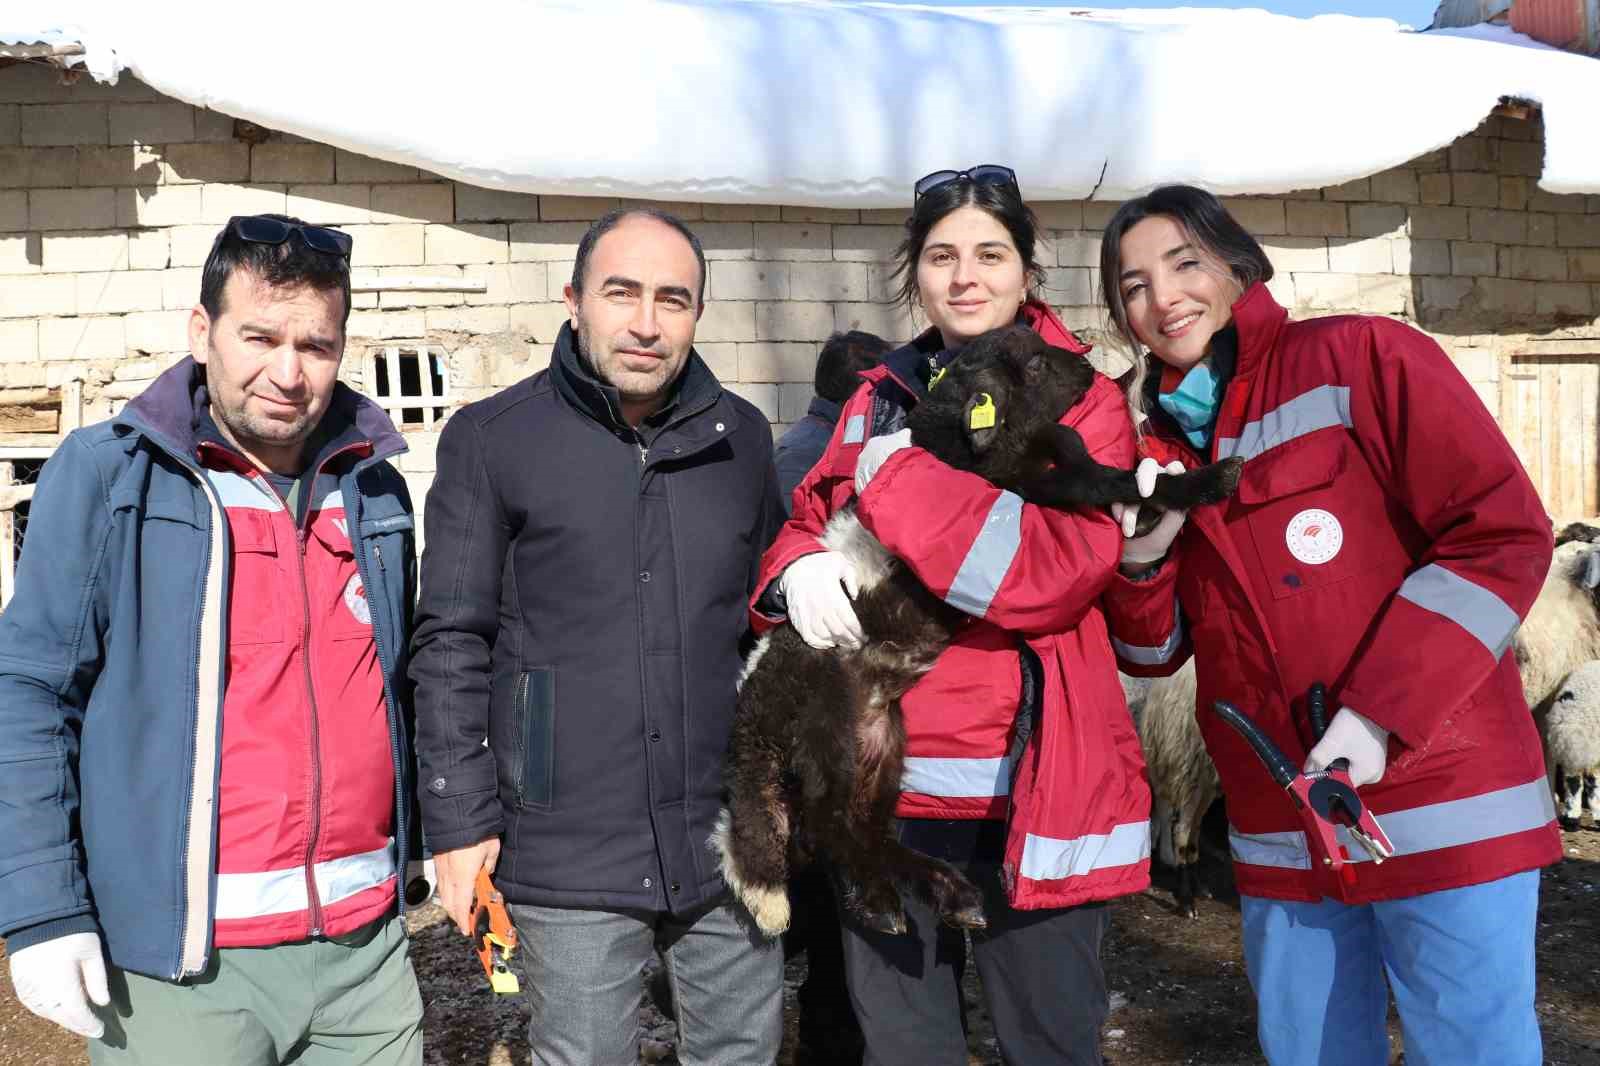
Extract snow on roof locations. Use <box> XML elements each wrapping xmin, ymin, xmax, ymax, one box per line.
<box><xmin>14</xmin><ymin>1</ymin><xmax>1600</xmax><ymax>205</ymax></box>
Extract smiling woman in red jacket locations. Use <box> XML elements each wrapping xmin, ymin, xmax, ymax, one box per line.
<box><xmin>752</xmin><ymin>167</ymin><xmax>1151</xmax><ymax>1066</ymax></box>
<box><xmin>1099</xmin><ymin>184</ymin><xmax>1558</xmax><ymax>1066</ymax></box>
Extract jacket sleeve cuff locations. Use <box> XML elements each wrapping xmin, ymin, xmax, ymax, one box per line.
<box><xmin>4</xmin><ymin>913</ymin><xmax>101</xmax><ymax>953</ymax></box>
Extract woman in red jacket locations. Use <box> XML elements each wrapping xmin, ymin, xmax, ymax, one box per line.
<box><xmin>751</xmin><ymin>166</ymin><xmax>1152</xmax><ymax>1066</ymax></box>
<box><xmin>1100</xmin><ymin>184</ymin><xmax>1558</xmax><ymax>1066</ymax></box>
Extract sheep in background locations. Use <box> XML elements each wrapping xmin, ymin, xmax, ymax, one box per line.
<box><xmin>1543</xmin><ymin>661</ymin><xmax>1600</xmax><ymax>830</ymax></box>
<box><xmin>1555</xmin><ymin>521</ymin><xmax>1600</xmax><ymax>547</ymax></box>
<box><xmin>1129</xmin><ymin>659</ymin><xmax>1219</xmax><ymax>919</ymax></box>
<box><xmin>1513</xmin><ymin>541</ymin><xmax>1600</xmax><ymax>715</ymax></box>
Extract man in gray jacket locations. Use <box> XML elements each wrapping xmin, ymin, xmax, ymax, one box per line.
<box><xmin>410</xmin><ymin>208</ymin><xmax>784</xmax><ymax>1065</ymax></box>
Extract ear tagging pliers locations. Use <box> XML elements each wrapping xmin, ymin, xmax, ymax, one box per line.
<box><xmin>1212</xmin><ymin>684</ymin><xmax>1394</xmax><ymax>885</ymax></box>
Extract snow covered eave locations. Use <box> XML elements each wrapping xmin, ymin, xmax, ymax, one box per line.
<box><xmin>27</xmin><ymin>1</ymin><xmax>1600</xmax><ymax>207</ymax></box>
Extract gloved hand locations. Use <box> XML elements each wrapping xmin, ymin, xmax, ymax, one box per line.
<box><xmin>1110</xmin><ymin>458</ymin><xmax>1188</xmax><ymax>568</ymax></box>
<box><xmin>9</xmin><ymin>931</ymin><xmax>110</xmax><ymax>1039</ymax></box>
<box><xmin>1304</xmin><ymin>707</ymin><xmax>1390</xmax><ymax>788</ymax></box>
<box><xmin>779</xmin><ymin>551</ymin><xmax>863</xmax><ymax>650</ymax></box>
<box><xmin>854</xmin><ymin>429</ymin><xmax>913</xmax><ymax>496</ymax></box>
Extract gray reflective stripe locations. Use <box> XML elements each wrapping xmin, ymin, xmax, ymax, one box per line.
<box><xmin>945</xmin><ymin>491</ymin><xmax>1024</xmax><ymax>618</ymax></box>
<box><xmin>213</xmin><ymin>840</ymin><xmax>396</xmax><ymax>920</ymax></box>
<box><xmin>1229</xmin><ymin>828</ymin><xmax>1313</xmax><ymax>870</ymax></box>
<box><xmin>1398</xmin><ymin>564</ymin><xmax>1521</xmax><ymax>658</ymax></box>
<box><xmin>1215</xmin><ymin>385</ymin><xmax>1353</xmax><ymax>462</ymax></box>
<box><xmin>1019</xmin><ymin>821</ymin><xmax>1151</xmax><ymax>882</ymax></box>
<box><xmin>842</xmin><ymin>415</ymin><xmax>866</xmax><ymax>444</ymax></box>
<box><xmin>1112</xmin><ymin>603</ymin><xmax>1184</xmax><ymax>666</ymax></box>
<box><xmin>1230</xmin><ymin>777</ymin><xmax>1557</xmax><ymax>870</ymax></box>
<box><xmin>203</xmin><ymin>468</ymin><xmax>280</xmax><ymax>511</ymax></box>
<box><xmin>901</xmin><ymin>756</ymin><xmax>1012</xmax><ymax>797</ymax></box>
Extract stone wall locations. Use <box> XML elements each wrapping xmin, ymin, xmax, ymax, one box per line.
<box><xmin>3</xmin><ymin>61</ymin><xmax>1598</xmax><ymax>516</ymax></box>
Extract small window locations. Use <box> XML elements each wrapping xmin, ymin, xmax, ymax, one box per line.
<box><xmin>363</xmin><ymin>346</ymin><xmax>452</xmax><ymax>430</ymax></box>
<box><xmin>1</xmin><ymin>456</ymin><xmax>47</xmax><ymax>613</ymax></box>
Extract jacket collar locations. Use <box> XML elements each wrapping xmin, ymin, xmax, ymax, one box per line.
<box><xmin>805</xmin><ymin>395</ymin><xmax>843</xmax><ymax>425</ymax></box>
<box><xmin>549</xmin><ymin>320</ymin><xmax>721</xmax><ymax>435</ymax></box>
<box><xmin>877</xmin><ymin>298</ymin><xmax>1095</xmax><ymax>404</ymax></box>
<box><xmin>115</xmin><ymin>357</ymin><xmax>406</xmax><ymax>470</ymax></box>
<box><xmin>1229</xmin><ymin>281</ymin><xmax>1288</xmax><ymax>379</ymax></box>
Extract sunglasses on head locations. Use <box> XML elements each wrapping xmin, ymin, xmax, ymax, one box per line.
<box><xmin>913</xmin><ymin>165</ymin><xmax>1020</xmax><ymax>202</ymax></box>
<box><xmin>227</xmin><ymin>214</ymin><xmax>353</xmax><ymax>259</ymax></box>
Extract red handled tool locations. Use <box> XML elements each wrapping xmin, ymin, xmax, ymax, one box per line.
<box><xmin>1212</xmin><ymin>684</ymin><xmax>1393</xmax><ymax>886</ymax></box>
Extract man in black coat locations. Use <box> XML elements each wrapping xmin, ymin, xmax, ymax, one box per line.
<box><xmin>410</xmin><ymin>208</ymin><xmax>785</xmax><ymax>1065</ymax></box>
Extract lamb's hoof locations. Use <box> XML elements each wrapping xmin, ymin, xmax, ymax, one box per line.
<box><xmin>1559</xmin><ymin>816</ymin><xmax>1580</xmax><ymax>832</ymax></box>
<box><xmin>742</xmin><ymin>886</ymin><xmax>792</xmax><ymax>938</ymax></box>
<box><xmin>861</xmin><ymin>908</ymin><xmax>908</xmax><ymax>936</ymax></box>
<box><xmin>943</xmin><ymin>903</ymin><xmax>987</xmax><ymax>930</ymax></box>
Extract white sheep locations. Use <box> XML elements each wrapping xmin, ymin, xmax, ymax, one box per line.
<box><xmin>1128</xmin><ymin>659</ymin><xmax>1219</xmax><ymax>918</ymax></box>
<box><xmin>1513</xmin><ymin>541</ymin><xmax>1600</xmax><ymax>714</ymax></box>
<box><xmin>1543</xmin><ymin>660</ymin><xmax>1600</xmax><ymax>830</ymax></box>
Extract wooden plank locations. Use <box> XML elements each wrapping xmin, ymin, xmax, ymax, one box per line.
<box><xmin>1581</xmin><ymin>360</ymin><xmax>1599</xmax><ymax>518</ymax></box>
<box><xmin>59</xmin><ymin>379</ymin><xmax>83</xmax><ymax>434</ymax></box>
<box><xmin>1502</xmin><ymin>368</ymin><xmax>1542</xmax><ymax>498</ymax></box>
<box><xmin>0</xmin><ymin>406</ymin><xmax>59</xmax><ymax>434</ymax></box>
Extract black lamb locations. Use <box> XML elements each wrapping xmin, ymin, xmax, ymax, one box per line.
<box><xmin>713</xmin><ymin>324</ymin><xmax>1242</xmax><ymax>937</ymax></box>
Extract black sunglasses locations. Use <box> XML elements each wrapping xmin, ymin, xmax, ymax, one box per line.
<box><xmin>227</xmin><ymin>214</ymin><xmax>353</xmax><ymax>259</ymax></box>
<box><xmin>913</xmin><ymin>165</ymin><xmax>1020</xmax><ymax>202</ymax></box>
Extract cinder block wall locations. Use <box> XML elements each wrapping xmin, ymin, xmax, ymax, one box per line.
<box><xmin>4</xmin><ymin>63</ymin><xmax>1598</xmax><ymax>515</ymax></box>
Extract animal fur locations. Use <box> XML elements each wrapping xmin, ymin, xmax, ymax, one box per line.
<box><xmin>1130</xmin><ymin>660</ymin><xmax>1220</xmax><ymax>918</ymax></box>
<box><xmin>1543</xmin><ymin>660</ymin><xmax>1600</xmax><ymax>830</ymax></box>
<box><xmin>715</xmin><ymin>325</ymin><xmax>1244</xmax><ymax>937</ymax></box>
<box><xmin>1513</xmin><ymin>541</ymin><xmax>1600</xmax><ymax>715</ymax></box>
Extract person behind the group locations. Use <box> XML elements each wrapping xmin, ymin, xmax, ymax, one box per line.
<box><xmin>409</xmin><ymin>208</ymin><xmax>786</xmax><ymax>1066</ymax></box>
<box><xmin>774</xmin><ymin>329</ymin><xmax>892</xmax><ymax>510</ymax></box>
<box><xmin>752</xmin><ymin>166</ymin><xmax>1152</xmax><ymax>1066</ymax></box>
<box><xmin>1100</xmin><ymin>184</ymin><xmax>1558</xmax><ymax>1066</ymax></box>
<box><xmin>0</xmin><ymin>215</ymin><xmax>425</xmax><ymax>1065</ymax></box>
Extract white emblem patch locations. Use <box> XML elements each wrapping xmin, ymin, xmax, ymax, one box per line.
<box><xmin>343</xmin><ymin>573</ymin><xmax>372</xmax><ymax>625</ymax></box>
<box><xmin>1285</xmin><ymin>508</ymin><xmax>1343</xmax><ymax>565</ymax></box>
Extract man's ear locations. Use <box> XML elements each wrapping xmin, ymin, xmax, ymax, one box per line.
<box><xmin>963</xmin><ymin>391</ymin><xmax>1003</xmax><ymax>452</ymax></box>
<box><xmin>562</xmin><ymin>283</ymin><xmax>580</xmax><ymax>327</ymax></box>
<box><xmin>188</xmin><ymin>305</ymin><xmax>212</xmax><ymax>364</ymax></box>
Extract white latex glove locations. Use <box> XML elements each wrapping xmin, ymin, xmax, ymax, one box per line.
<box><xmin>1110</xmin><ymin>459</ymin><xmax>1189</xmax><ymax>568</ymax></box>
<box><xmin>10</xmin><ymin>932</ymin><xmax>110</xmax><ymax>1039</ymax></box>
<box><xmin>854</xmin><ymin>429</ymin><xmax>913</xmax><ymax>496</ymax></box>
<box><xmin>779</xmin><ymin>552</ymin><xmax>863</xmax><ymax>650</ymax></box>
<box><xmin>1304</xmin><ymin>707</ymin><xmax>1390</xmax><ymax>788</ymax></box>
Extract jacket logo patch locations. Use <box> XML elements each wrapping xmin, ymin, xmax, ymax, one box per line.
<box><xmin>343</xmin><ymin>573</ymin><xmax>372</xmax><ymax>625</ymax></box>
<box><xmin>1285</xmin><ymin>508</ymin><xmax>1342</xmax><ymax>565</ymax></box>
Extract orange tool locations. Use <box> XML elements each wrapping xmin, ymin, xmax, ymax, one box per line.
<box><xmin>472</xmin><ymin>867</ymin><xmax>520</xmax><ymax>994</ymax></box>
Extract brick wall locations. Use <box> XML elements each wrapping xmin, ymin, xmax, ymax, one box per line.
<box><xmin>4</xmin><ymin>62</ymin><xmax>1599</xmax><ymax>515</ymax></box>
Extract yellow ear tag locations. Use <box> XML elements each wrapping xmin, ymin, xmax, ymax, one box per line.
<box><xmin>969</xmin><ymin>393</ymin><xmax>998</xmax><ymax>431</ymax></box>
<box><xmin>928</xmin><ymin>365</ymin><xmax>948</xmax><ymax>391</ymax></box>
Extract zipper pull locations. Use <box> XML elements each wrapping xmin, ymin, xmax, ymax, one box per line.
<box><xmin>374</xmin><ymin>542</ymin><xmax>385</xmax><ymax>572</ymax></box>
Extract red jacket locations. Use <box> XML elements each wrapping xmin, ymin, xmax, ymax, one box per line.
<box><xmin>201</xmin><ymin>438</ymin><xmax>398</xmax><ymax>947</ymax></box>
<box><xmin>755</xmin><ymin>301</ymin><xmax>1152</xmax><ymax>910</ymax></box>
<box><xmin>1104</xmin><ymin>283</ymin><xmax>1560</xmax><ymax>903</ymax></box>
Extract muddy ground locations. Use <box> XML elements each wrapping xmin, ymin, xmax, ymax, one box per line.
<box><xmin>3</xmin><ymin>827</ymin><xmax>1596</xmax><ymax>1066</ymax></box>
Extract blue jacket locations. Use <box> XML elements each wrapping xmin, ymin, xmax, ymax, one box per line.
<box><xmin>773</xmin><ymin>396</ymin><xmax>841</xmax><ymax>515</ymax></box>
<box><xmin>0</xmin><ymin>359</ymin><xmax>417</xmax><ymax>980</ymax></box>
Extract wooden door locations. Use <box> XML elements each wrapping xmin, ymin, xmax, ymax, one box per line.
<box><xmin>1503</xmin><ymin>349</ymin><xmax>1600</xmax><ymax>522</ymax></box>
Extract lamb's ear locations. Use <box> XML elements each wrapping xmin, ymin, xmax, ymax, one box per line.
<box><xmin>963</xmin><ymin>391</ymin><xmax>1003</xmax><ymax>452</ymax></box>
<box><xmin>1583</xmin><ymin>548</ymin><xmax>1600</xmax><ymax>590</ymax></box>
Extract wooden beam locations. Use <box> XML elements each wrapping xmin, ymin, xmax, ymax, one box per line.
<box><xmin>0</xmin><ymin>406</ymin><xmax>58</xmax><ymax>435</ymax></box>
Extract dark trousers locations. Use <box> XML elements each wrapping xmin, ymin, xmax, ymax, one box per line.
<box><xmin>839</xmin><ymin>821</ymin><xmax>1110</xmax><ymax>1066</ymax></box>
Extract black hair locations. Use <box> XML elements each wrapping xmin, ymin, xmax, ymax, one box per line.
<box><xmin>199</xmin><ymin>214</ymin><xmax>352</xmax><ymax>328</ymax></box>
<box><xmin>890</xmin><ymin>176</ymin><xmax>1048</xmax><ymax>311</ymax></box>
<box><xmin>814</xmin><ymin>330</ymin><xmax>892</xmax><ymax>404</ymax></box>
<box><xmin>571</xmin><ymin>207</ymin><xmax>707</xmax><ymax>308</ymax></box>
<box><xmin>1098</xmin><ymin>184</ymin><xmax>1274</xmax><ymax>349</ymax></box>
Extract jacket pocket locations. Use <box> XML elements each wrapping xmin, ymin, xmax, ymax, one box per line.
<box><xmin>226</xmin><ymin>509</ymin><xmax>285</xmax><ymax>645</ymax></box>
<box><xmin>1235</xmin><ymin>433</ymin><xmax>1384</xmax><ymax>601</ymax></box>
<box><xmin>516</xmin><ymin>668</ymin><xmax>555</xmax><ymax>809</ymax></box>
